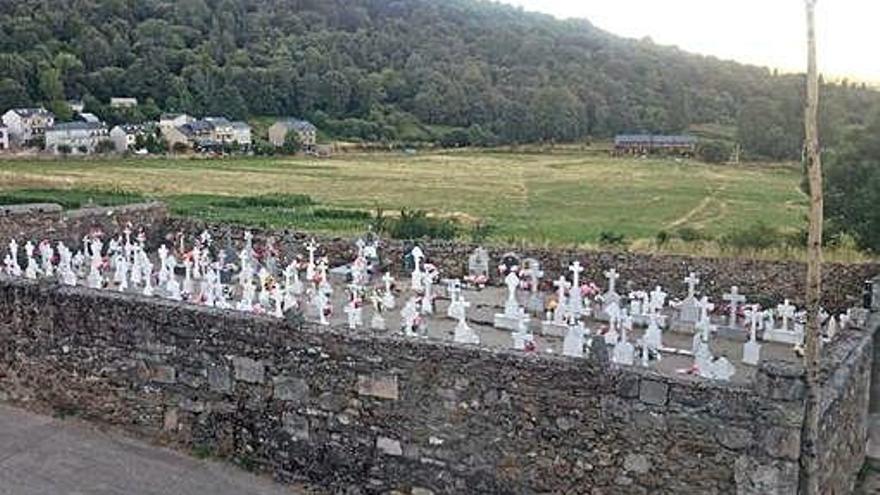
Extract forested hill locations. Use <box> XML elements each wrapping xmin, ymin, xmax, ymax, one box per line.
<box><xmin>1</xmin><ymin>0</ymin><xmax>878</xmax><ymax>157</ymax></box>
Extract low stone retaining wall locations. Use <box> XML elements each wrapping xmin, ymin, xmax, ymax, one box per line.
<box><xmin>0</xmin><ymin>276</ymin><xmax>873</xmax><ymax>494</ymax></box>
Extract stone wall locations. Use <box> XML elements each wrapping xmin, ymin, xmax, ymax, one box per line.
<box><xmin>163</xmin><ymin>218</ymin><xmax>880</xmax><ymax>313</ymax></box>
<box><xmin>0</xmin><ymin>202</ymin><xmax>168</xmax><ymax>248</ymax></box>
<box><xmin>0</xmin><ymin>276</ymin><xmax>874</xmax><ymax>494</ymax></box>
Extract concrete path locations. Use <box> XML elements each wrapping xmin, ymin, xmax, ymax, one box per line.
<box><xmin>0</xmin><ymin>404</ymin><xmax>302</xmax><ymax>495</ymax></box>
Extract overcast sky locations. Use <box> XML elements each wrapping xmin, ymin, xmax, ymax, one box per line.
<box><xmin>500</xmin><ymin>0</ymin><xmax>879</xmax><ymax>83</ymax></box>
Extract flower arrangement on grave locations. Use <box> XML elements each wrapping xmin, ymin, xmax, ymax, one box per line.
<box><xmin>580</xmin><ymin>282</ymin><xmax>601</xmax><ymax>297</ymax></box>
<box><xmin>463</xmin><ymin>273</ymin><xmax>488</xmax><ymax>289</ymax></box>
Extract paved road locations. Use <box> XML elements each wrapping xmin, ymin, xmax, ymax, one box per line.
<box><xmin>0</xmin><ymin>404</ymin><xmax>301</xmax><ymax>495</ymax></box>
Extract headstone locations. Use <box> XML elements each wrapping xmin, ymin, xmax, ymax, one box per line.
<box><xmin>542</xmin><ymin>276</ymin><xmax>570</xmax><ymax>336</ymax></box>
<box><xmin>678</xmin><ymin>272</ymin><xmax>701</xmax><ymax>323</ymax></box>
<box><xmin>722</xmin><ymin>286</ymin><xmax>747</xmax><ymax>328</ymax></box>
<box><xmin>612</xmin><ymin>315</ymin><xmax>635</xmax><ymax>365</ymax></box>
<box><xmin>370</xmin><ymin>291</ymin><xmax>387</xmax><ymax>331</ymax></box>
<box><xmin>763</xmin><ymin>299</ymin><xmax>803</xmax><ymax>345</ymax></box>
<box><xmin>604</xmin><ymin>302</ymin><xmax>621</xmax><ymax>345</ymax></box>
<box><xmin>742</xmin><ymin>305</ymin><xmax>762</xmax><ymax>366</ymax></box>
<box><xmin>166</xmin><ymin>276</ymin><xmax>182</xmax><ymax>301</ymax></box>
<box><xmin>345</xmin><ymin>285</ymin><xmax>364</xmax><ymax>330</ymax></box>
<box><xmin>453</xmin><ymin>297</ymin><xmax>480</xmax><ymax>345</ymax></box>
<box><xmin>601</xmin><ymin>268</ymin><xmax>621</xmax><ymax>318</ymax></box>
<box><xmin>568</xmin><ymin>261</ymin><xmax>585</xmax><ymax>317</ymax></box>
<box><xmin>381</xmin><ymin>272</ymin><xmax>396</xmax><ymax>310</ymax></box>
<box><xmin>410</xmin><ymin>246</ymin><xmax>425</xmax><ymax>291</ymax></box>
<box><xmin>466</xmin><ymin>247</ymin><xmax>490</xmax><ymax>286</ymax></box>
<box><xmin>401</xmin><ymin>297</ymin><xmax>420</xmax><ymax>337</ymax></box>
<box><xmin>562</xmin><ymin>322</ymin><xmax>588</xmax><ymax>358</ymax></box>
<box><xmin>494</xmin><ymin>270</ymin><xmax>531</xmax><ymax>331</ymax></box>
<box><xmin>521</xmin><ymin>258</ymin><xmax>544</xmax><ymax>314</ymax></box>
<box><xmin>643</xmin><ymin>311</ymin><xmax>663</xmax><ymax>353</ymax></box>
<box><xmin>305</xmin><ymin>239</ymin><xmax>319</xmax><ymax>281</ymax></box>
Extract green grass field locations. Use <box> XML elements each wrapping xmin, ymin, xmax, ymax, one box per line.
<box><xmin>0</xmin><ymin>150</ymin><xmax>809</xmax><ymax>250</ymax></box>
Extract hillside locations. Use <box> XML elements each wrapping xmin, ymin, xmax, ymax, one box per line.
<box><xmin>0</xmin><ymin>0</ymin><xmax>878</xmax><ymax>157</ymax></box>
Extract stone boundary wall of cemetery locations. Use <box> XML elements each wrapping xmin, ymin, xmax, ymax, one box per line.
<box><xmin>164</xmin><ymin>218</ymin><xmax>880</xmax><ymax>313</ymax></box>
<box><xmin>0</xmin><ymin>202</ymin><xmax>875</xmax><ymax>493</ymax></box>
<box><xmin>0</xmin><ymin>277</ymin><xmax>874</xmax><ymax>494</ymax></box>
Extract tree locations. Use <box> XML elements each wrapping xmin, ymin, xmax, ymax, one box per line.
<box><xmin>697</xmin><ymin>141</ymin><xmax>732</xmax><ymax>164</ymax></box>
<box><xmin>800</xmin><ymin>2</ymin><xmax>824</xmax><ymax>494</ymax></box>
<box><xmin>281</xmin><ymin>131</ymin><xmax>302</xmax><ymax>155</ymax></box>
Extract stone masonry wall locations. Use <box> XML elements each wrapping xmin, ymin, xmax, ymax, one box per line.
<box><xmin>164</xmin><ymin>218</ymin><xmax>879</xmax><ymax>313</ymax></box>
<box><xmin>815</xmin><ymin>319</ymin><xmax>875</xmax><ymax>494</ymax></box>
<box><xmin>0</xmin><ymin>276</ymin><xmax>825</xmax><ymax>494</ymax></box>
<box><xmin>0</xmin><ymin>202</ymin><xmax>168</xmax><ymax>248</ymax></box>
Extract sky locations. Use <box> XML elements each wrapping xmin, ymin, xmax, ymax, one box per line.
<box><xmin>501</xmin><ymin>0</ymin><xmax>879</xmax><ymax>83</ymax></box>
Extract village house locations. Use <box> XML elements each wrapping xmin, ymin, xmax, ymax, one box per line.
<box><xmin>110</xmin><ymin>97</ymin><xmax>138</xmax><ymax>109</ymax></box>
<box><xmin>231</xmin><ymin>121</ymin><xmax>252</xmax><ymax>147</ymax></box>
<box><xmin>159</xmin><ymin>113</ymin><xmax>194</xmax><ymax>130</ymax></box>
<box><xmin>76</xmin><ymin>112</ymin><xmax>101</xmax><ymax>124</ymax></box>
<box><xmin>0</xmin><ymin>125</ymin><xmax>9</xmax><ymax>152</ymax></box>
<box><xmin>269</xmin><ymin>118</ymin><xmax>317</xmax><ymax>149</ymax></box>
<box><xmin>45</xmin><ymin>121</ymin><xmax>109</xmax><ymax>154</ymax></box>
<box><xmin>2</xmin><ymin>107</ymin><xmax>55</xmax><ymax>147</ymax></box>
<box><xmin>109</xmin><ymin>124</ymin><xmax>147</xmax><ymax>153</ymax></box>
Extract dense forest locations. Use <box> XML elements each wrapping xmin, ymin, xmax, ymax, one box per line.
<box><xmin>1</xmin><ymin>0</ymin><xmax>878</xmax><ymax>158</ymax></box>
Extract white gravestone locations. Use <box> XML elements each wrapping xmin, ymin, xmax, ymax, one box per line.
<box><xmin>542</xmin><ymin>276</ymin><xmax>570</xmax><ymax>336</ymax></box>
<box><xmin>453</xmin><ymin>297</ymin><xmax>480</xmax><ymax>345</ymax></box>
<box><xmin>601</xmin><ymin>268</ymin><xmax>621</xmax><ymax>319</ymax></box>
<box><xmin>643</xmin><ymin>311</ymin><xmax>663</xmax><ymax>354</ymax></box>
<box><xmin>604</xmin><ymin>302</ymin><xmax>621</xmax><ymax>345</ymax></box>
<box><xmin>494</xmin><ymin>271</ymin><xmax>531</xmax><ymax>331</ymax></box>
<box><xmin>722</xmin><ymin>286</ymin><xmax>747</xmax><ymax>328</ymax></box>
<box><xmin>742</xmin><ymin>305</ymin><xmax>762</xmax><ymax>366</ymax></box>
<box><xmin>563</xmin><ymin>322</ymin><xmax>588</xmax><ymax>358</ymax></box>
<box><xmin>612</xmin><ymin>315</ymin><xmax>635</xmax><ymax>365</ymax></box>
<box><xmin>381</xmin><ymin>272</ymin><xmax>396</xmax><ymax>310</ymax></box>
<box><xmin>763</xmin><ymin>299</ymin><xmax>803</xmax><ymax>345</ymax></box>
<box><xmin>678</xmin><ymin>272</ymin><xmax>701</xmax><ymax>324</ymax></box>
<box><xmin>401</xmin><ymin>297</ymin><xmax>420</xmax><ymax>337</ymax></box>
<box><xmin>370</xmin><ymin>292</ymin><xmax>387</xmax><ymax>331</ymax></box>
<box><xmin>410</xmin><ymin>246</ymin><xmax>425</xmax><ymax>291</ymax></box>
<box><xmin>568</xmin><ymin>261</ymin><xmax>585</xmax><ymax>317</ymax></box>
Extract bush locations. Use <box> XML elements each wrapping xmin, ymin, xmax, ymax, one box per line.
<box><xmin>312</xmin><ymin>208</ymin><xmax>371</xmax><ymax>220</ymax></box>
<box><xmin>469</xmin><ymin>221</ymin><xmax>495</xmax><ymax>244</ymax></box>
<box><xmin>697</xmin><ymin>140</ymin><xmax>733</xmax><ymax>164</ymax></box>
<box><xmin>598</xmin><ymin>230</ymin><xmax>626</xmax><ymax>248</ymax></box>
<box><xmin>388</xmin><ymin>209</ymin><xmax>458</xmax><ymax>240</ymax></box>
<box><xmin>208</xmin><ymin>194</ymin><xmax>314</xmax><ymax>209</ymax></box>
<box><xmin>676</xmin><ymin>227</ymin><xmax>710</xmax><ymax>243</ymax></box>
<box><xmin>655</xmin><ymin>230</ymin><xmax>670</xmax><ymax>247</ymax></box>
<box><xmin>719</xmin><ymin>222</ymin><xmax>779</xmax><ymax>252</ymax></box>
<box><xmin>95</xmin><ymin>139</ymin><xmax>116</xmax><ymax>154</ymax></box>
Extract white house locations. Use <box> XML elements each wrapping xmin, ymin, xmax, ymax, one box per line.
<box><xmin>0</xmin><ymin>125</ymin><xmax>9</xmax><ymax>151</ymax></box>
<box><xmin>204</xmin><ymin>117</ymin><xmax>233</xmax><ymax>143</ymax></box>
<box><xmin>231</xmin><ymin>121</ymin><xmax>252</xmax><ymax>146</ymax></box>
<box><xmin>109</xmin><ymin>124</ymin><xmax>146</xmax><ymax>153</ymax></box>
<box><xmin>45</xmin><ymin>122</ymin><xmax>109</xmax><ymax>154</ymax></box>
<box><xmin>2</xmin><ymin>108</ymin><xmax>55</xmax><ymax>146</ymax></box>
<box><xmin>110</xmin><ymin>97</ymin><xmax>138</xmax><ymax>108</ymax></box>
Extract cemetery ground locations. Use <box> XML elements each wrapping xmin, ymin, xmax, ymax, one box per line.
<box><xmin>0</xmin><ymin>149</ymin><xmax>866</xmax><ymax>261</ymax></box>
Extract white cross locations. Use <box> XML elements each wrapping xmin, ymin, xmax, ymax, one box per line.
<box><xmin>650</xmin><ymin>286</ymin><xmax>667</xmax><ymax>312</ymax></box>
<box><xmin>684</xmin><ymin>272</ymin><xmax>700</xmax><ymax>299</ymax></box>
<box><xmin>697</xmin><ymin>296</ymin><xmax>715</xmax><ymax>323</ymax></box>
<box><xmin>458</xmin><ymin>298</ymin><xmax>471</xmax><ymax>325</ymax></box>
<box><xmin>722</xmin><ymin>286</ymin><xmax>746</xmax><ymax>326</ymax></box>
<box><xmin>569</xmin><ymin>261</ymin><xmax>584</xmax><ymax>288</ymax></box>
<box><xmin>604</xmin><ymin>269</ymin><xmax>620</xmax><ymax>294</ymax></box>
<box><xmin>306</xmin><ymin>240</ymin><xmax>318</xmax><ymax>266</ymax></box>
<box><xmin>382</xmin><ymin>272</ymin><xmax>394</xmax><ymax>292</ymax></box>
<box><xmin>777</xmin><ymin>299</ymin><xmax>796</xmax><ymax>332</ymax></box>
<box><xmin>747</xmin><ymin>304</ymin><xmax>761</xmax><ymax>342</ymax></box>
<box><xmin>553</xmin><ymin>276</ymin><xmax>570</xmax><ymax>299</ymax></box>
<box><xmin>411</xmin><ymin>246</ymin><xmax>425</xmax><ymax>272</ymax></box>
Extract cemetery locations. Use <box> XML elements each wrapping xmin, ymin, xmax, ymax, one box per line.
<box><xmin>0</xmin><ymin>201</ymin><xmax>878</xmax><ymax>494</ymax></box>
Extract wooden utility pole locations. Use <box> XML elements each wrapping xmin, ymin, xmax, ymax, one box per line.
<box><xmin>801</xmin><ymin>1</ymin><xmax>823</xmax><ymax>494</ymax></box>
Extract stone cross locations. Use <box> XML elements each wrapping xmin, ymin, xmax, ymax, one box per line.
<box><xmin>554</xmin><ymin>276</ymin><xmax>570</xmax><ymax>300</ymax></box>
<box><xmin>504</xmin><ymin>271</ymin><xmax>520</xmax><ymax>305</ymax></box>
<box><xmin>382</xmin><ymin>272</ymin><xmax>395</xmax><ymax>292</ymax></box>
<box><xmin>649</xmin><ymin>286</ymin><xmax>667</xmax><ymax>313</ymax></box>
<box><xmin>722</xmin><ymin>286</ymin><xmax>746</xmax><ymax>327</ymax></box>
<box><xmin>569</xmin><ymin>261</ymin><xmax>584</xmax><ymax>290</ymax></box>
<box><xmin>777</xmin><ymin>299</ymin><xmax>796</xmax><ymax>332</ymax></box>
<box><xmin>747</xmin><ymin>305</ymin><xmax>761</xmax><ymax>342</ymax></box>
<box><xmin>411</xmin><ymin>246</ymin><xmax>425</xmax><ymax>273</ymax></box>
<box><xmin>604</xmin><ymin>269</ymin><xmax>620</xmax><ymax>294</ymax></box>
<box><xmin>697</xmin><ymin>296</ymin><xmax>715</xmax><ymax>323</ymax></box>
<box><xmin>684</xmin><ymin>272</ymin><xmax>700</xmax><ymax>299</ymax></box>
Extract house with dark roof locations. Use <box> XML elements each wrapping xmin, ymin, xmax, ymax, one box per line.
<box><xmin>45</xmin><ymin>121</ymin><xmax>109</xmax><ymax>154</ymax></box>
<box><xmin>268</xmin><ymin>118</ymin><xmax>317</xmax><ymax>149</ymax></box>
<box><xmin>613</xmin><ymin>134</ymin><xmax>697</xmax><ymax>156</ymax></box>
<box><xmin>2</xmin><ymin>107</ymin><xmax>55</xmax><ymax>146</ymax></box>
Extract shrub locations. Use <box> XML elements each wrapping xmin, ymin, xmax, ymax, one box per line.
<box><xmin>95</xmin><ymin>139</ymin><xmax>116</xmax><ymax>154</ymax></box>
<box><xmin>719</xmin><ymin>222</ymin><xmax>779</xmax><ymax>252</ymax></box>
<box><xmin>655</xmin><ymin>230</ymin><xmax>670</xmax><ymax>247</ymax></box>
<box><xmin>598</xmin><ymin>230</ymin><xmax>626</xmax><ymax>248</ymax></box>
<box><xmin>312</xmin><ymin>208</ymin><xmax>371</xmax><ymax>220</ymax></box>
<box><xmin>470</xmin><ymin>221</ymin><xmax>496</xmax><ymax>244</ymax></box>
<box><xmin>676</xmin><ymin>227</ymin><xmax>710</xmax><ymax>243</ymax></box>
<box><xmin>388</xmin><ymin>209</ymin><xmax>458</xmax><ymax>240</ymax></box>
<box><xmin>208</xmin><ymin>194</ymin><xmax>314</xmax><ymax>209</ymax></box>
<box><xmin>697</xmin><ymin>140</ymin><xmax>733</xmax><ymax>164</ymax></box>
